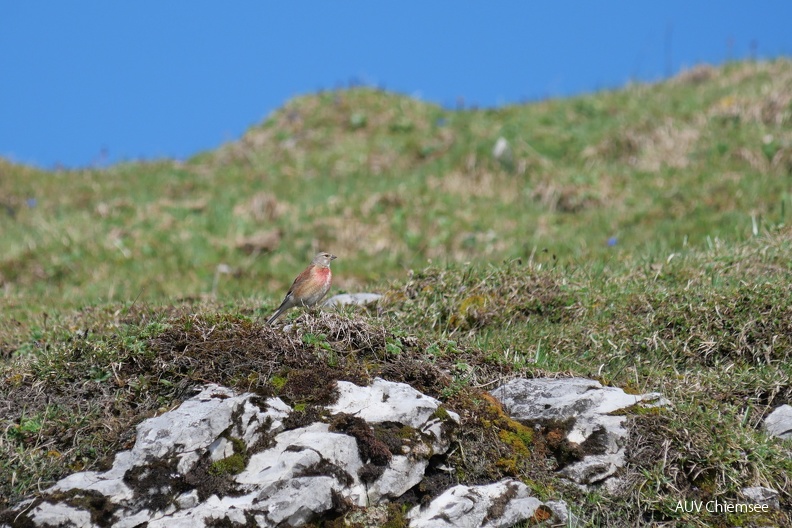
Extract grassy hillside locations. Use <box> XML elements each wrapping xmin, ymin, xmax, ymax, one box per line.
<box><xmin>2</xmin><ymin>59</ymin><xmax>791</xmax><ymax>526</ymax></box>
<box><xmin>3</xmin><ymin>59</ymin><xmax>791</xmax><ymax>319</ymax></box>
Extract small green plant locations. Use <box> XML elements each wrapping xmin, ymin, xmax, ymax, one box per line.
<box><xmin>302</xmin><ymin>333</ymin><xmax>331</xmax><ymax>350</ymax></box>
<box><xmin>385</xmin><ymin>338</ymin><xmax>402</xmax><ymax>356</ymax></box>
<box><xmin>8</xmin><ymin>415</ymin><xmax>44</xmax><ymax>443</ymax></box>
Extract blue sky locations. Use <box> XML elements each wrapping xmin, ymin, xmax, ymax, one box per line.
<box><xmin>1</xmin><ymin>2</ymin><xmax>790</xmax><ymax>169</ymax></box>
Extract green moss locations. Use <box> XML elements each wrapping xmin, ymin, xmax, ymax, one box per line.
<box><xmin>381</xmin><ymin>502</ymin><xmax>411</xmax><ymax>528</ymax></box>
<box><xmin>209</xmin><ymin>453</ymin><xmax>245</xmax><ymax>476</ymax></box>
<box><xmin>495</xmin><ymin>456</ymin><xmax>519</xmax><ymax>474</ymax></box>
<box><xmin>208</xmin><ymin>437</ymin><xmax>248</xmax><ymax>476</ymax></box>
<box><xmin>725</xmin><ymin>509</ymin><xmax>787</xmax><ymax>527</ymax></box>
<box><xmin>626</xmin><ymin>405</ymin><xmax>665</xmax><ymax>416</ymax></box>
<box><xmin>397</xmin><ymin>425</ymin><xmax>418</xmax><ymax>439</ymax></box>
<box><xmin>270</xmin><ymin>375</ymin><xmax>287</xmax><ymax>391</ymax></box>
<box><xmin>499</xmin><ymin>427</ymin><xmax>533</xmax><ymax>456</ymax></box>
<box><xmin>432</xmin><ymin>405</ymin><xmax>450</xmax><ymax>421</ymax></box>
<box><xmin>621</xmin><ymin>383</ymin><xmax>642</xmax><ymax>395</ymax></box>
<box><xmin>496</xmin><ymin>428</ymin><xmax>533</xmax><ymax>475</ymax></box>
<box><xmin>230</xmin><ymin>437</ymin><xmax>246</xmax><ymax>454</ymax></box>
<box><xmin>449</xmin><ymin>294</ymin><xmax>490</xmax><ymax>329</ymax></box>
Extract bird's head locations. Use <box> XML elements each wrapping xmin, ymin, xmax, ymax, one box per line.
<box><xmin>312</xmin><ymin>252</ymin><xmax>337</xmax><ymax>268</ymax></box>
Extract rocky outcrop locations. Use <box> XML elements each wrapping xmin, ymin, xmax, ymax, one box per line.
<box><xmin>6</xmin><ymin>378</ymin><xmax>573</xmax><ymax>528</ymax></box>
<box><xmin>9</xmin><ymin>380</ymin><xmax>462</xmax><ymax>527</ymax></box>
<box><xmin>491</xmin><ymin>377</ymin><xmax>667</xmax><ymax>488</ymax></box>
<box><xmin>407</xmin><ymin>479</ymin><xmax>569</xmax><ymax>528</ymax></box>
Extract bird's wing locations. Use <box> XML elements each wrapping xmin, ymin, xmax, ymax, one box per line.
<box><xmin>286</xmin><ymin>265</ymin><xmax>315</xmax><ymax>296</ymax></box>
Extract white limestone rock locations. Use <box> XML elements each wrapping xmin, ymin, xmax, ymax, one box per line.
<box><xmin>326</xmin><ymin>379</ymin><xmax>459</xmax><ymax>503</ymax></box>
<box><xmin>236</xmin><ymin>422</ymin><xmax>366</xmax><ymax>511</ymax></box>
<box><xmin>407</xmin><ymin>479</ymin><xmax>556</xmax><ymax>528</ymax></box>
<box><xmin>330</xmin><ymin>378</ymin><xmax>459</xmax><ymax>453</ymax></box>
<box><xmin>544</xmin><ymin>499</ymin><xmax>579</xmax><ymax>526</ymax></box>
<box><xmin>146</xmin><ymin>493</ymin><xmax>260</xmax><ymax>528</ymax></box>
<box><xmin>28</xmin><ymin>502</ymin><xmax>94</xmax><ymax>528</ymax></box>
<box><xmin>238</xmin><ymin>395</ymin><xmax>291</xmax><ymax>443</ymax></box>
<box><xmin>11</xmin><ymin>379</ymin><xmax>460</xmax><ymax>528</ymax></box>
<box><xmin>366</xmin><ymin>454</ymin><xmax>428</xmax><ymax>504</ymax></box>
<box><xmin>492</xmin><ymin>137</ymin><xmax>512</xmax><ymax>163</ymax></box>
<box><xmin>174</xmin><ymin>489</ymin><xmax>200</xmax><ymax>509</ymax></box>
<box><xmin>763</xmin><ymin>404</ymin><xmax>792</xmax><ymax>440</ymax></box>
<box><xmin>208</xmin><ymin>437</ymin><xmax>234</xmax><ymax>462</ymax></box>
<box><xmin>741</xmin><ymin>486</ymin><xmax>780</xmax><ymax>510</ymax></box>
<box><xmin>491</xmin><ymin>377</ymin><xmax>667</xmax><ymax>487</ymax></box>
<box><xmin>48</xmin><ymin>450</ymin><xmax>136</xmax><ymax>503</ymax></box>
<box><xmin>135</xmin><ymin>384</ymin><xmax>238</xmax><ymax>460</ymax></box>
<box><xmin>324</xmin><ymin>293</ymin><xmax>383</xmax><ymax>307</ymax></box>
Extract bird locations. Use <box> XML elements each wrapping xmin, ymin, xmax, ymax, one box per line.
<box><xmin>266</xmin><ymin>252</ymin><xmax>337</xmax><ymax>325</ymax></box>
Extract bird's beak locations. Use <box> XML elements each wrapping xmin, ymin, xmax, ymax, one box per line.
<box><xmin>330</xmin><ymin>254</ymin><xmax>337</xmax><ymax>260</ymax></box>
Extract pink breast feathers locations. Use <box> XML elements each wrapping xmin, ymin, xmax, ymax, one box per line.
<box><xmin>315</xmin><ymin>266</ymin><xmax>332</xmax><ymax>286</ymax></box>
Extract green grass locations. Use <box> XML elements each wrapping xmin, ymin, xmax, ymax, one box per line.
<box><xmin>1</xmin><ymin>59</ymin><xmax>792</xmax><ymax>526</ymax></box>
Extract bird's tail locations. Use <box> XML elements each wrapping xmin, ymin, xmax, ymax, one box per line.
<box><xmin>266</xmin><ymin>306</ymin><xmax>287</xmax><ymax>326</ymax></box>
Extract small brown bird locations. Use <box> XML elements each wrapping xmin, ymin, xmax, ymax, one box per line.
<box><xmin>266</xmin><ymin>252</ymin><xmax>337</xmax><ymax>325</ymax></box>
